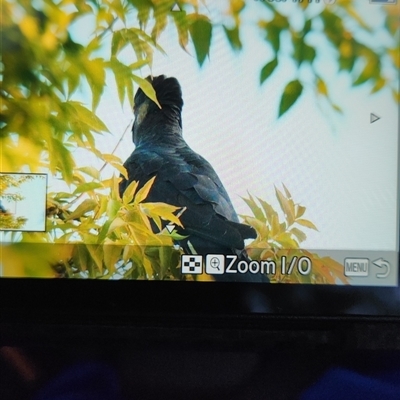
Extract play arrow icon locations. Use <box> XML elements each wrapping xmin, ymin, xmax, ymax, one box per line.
<box><xmin>166</xmin><ymin>224</ymin><xmax>175</xmax><ymax>233</ymax></box>
<box><xmin>370</xmin><ymin>113</ymin><xmax>380</xmax><ymax>124</ymax></box>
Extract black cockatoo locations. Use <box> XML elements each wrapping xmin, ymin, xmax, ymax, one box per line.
<box><xmin>119</xmin><ymin>75</ymin><xmax>265</xmax><ymax>282</ymax></box>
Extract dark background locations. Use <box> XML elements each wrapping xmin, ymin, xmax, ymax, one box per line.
<box><xmin>1</xmin><ymin>279</ymin><xmax>400</xmax><ymax>399</ymax></box>
<box><xmin>1</xmin><ymin>319</ymin><xmax>400</xmax><ymax>400</ymax></box>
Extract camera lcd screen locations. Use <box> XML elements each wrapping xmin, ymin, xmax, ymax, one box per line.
<box><xmin>1</xmin><ymin>0</ymin><xmax>399</xmax><ymax>311</ymax></box>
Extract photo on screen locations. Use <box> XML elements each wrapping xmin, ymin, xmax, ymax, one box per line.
<box><xmin>0</xmin><ymin>173</ymin><xmax>47</xmax><ymax>232</ymax></box>
<box><xmin>1</xmin><ymin>0</ymin><xmax>398</xmax><ymax>285</ymax></box>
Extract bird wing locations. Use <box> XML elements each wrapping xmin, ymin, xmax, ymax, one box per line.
<box><xmin>120</xmin><ymin>146</ymin><xmax>256</xmax><ymax>250</ymax></box>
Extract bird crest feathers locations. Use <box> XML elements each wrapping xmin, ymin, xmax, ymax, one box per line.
<box><xmin>135</xmin><ymin>75</ymin><xmax>184</xmax><ymax>112</ymax></box>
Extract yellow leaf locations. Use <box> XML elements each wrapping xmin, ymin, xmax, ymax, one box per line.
<box><xmin>282</xmin><ymin>183</ymin><xmax>292</xmax><ymax>199</ymax></box>
<box><xmin>86</xmin><ymin>244</ymin><xmax>104</xmax><ymax>273</ymax></box>
<box><xmin>257</xmin><ymin>197</ymin><xmax>279</xmax><ymax>230</ymax></box>
<box><xmin>274</xmin><ymin>232</ymin><xmax>299</xmax><ymax>249</ymax></box>
<box><xmin>296</xmin><ymin>205</ymin><xmax>306</xmax><ymax>219</ymax></box>
<box><xmin>123</xmin><ymin>180</ymin><xmax>139</xmax><ymax>204</ymax></box>
<box><xmin>103</xmin><ymin>240</ymin><xmax>122</xmax><ymax>272</ymax></box>
<box><xmin>102</xmin><ymin>153</ymin><xmax>123</xmax><ymax>163</ymax></box>
<box><xmin>275</xmin><ymin>186</ymin><xmax>295</xmax><ymax>226</ymax></box>
<box><xmin>143</xmin><ymin>257</ymin><xmax>154</xmax><ymax>278</ymax></box>
<box><xmin>110</xmin><ymin>162</ymin><xmax>128</xmax><ymax>180</ymax></box>
<box><xmin>20</xmin><ymin>16</ymin><xmax>38</xmax><ymax>40</ymax></box>
<box><xmin>317</xmin><ymin>77</ymin><xmax>328</xmax><ymax>96</ymax></box>
<box><xmin>107</xmin><ymin>217</ymin><xmax>126</xmax><ymax>235</ymax></box>
<box><xmin>240</xmin><ymin>215</ymin><xmax>267</xmax><ymax>237</ymax></box>
<box><xmin>290</xmin><ymin>227</ymin><xmax>307</xmax><ymax>243</ymax></box>
<box><xmin>134</xmin><ymin>176</ymin><xmax>156</xmax><ymax>204</ymax></box>
<box><xmin>122</xmin><ymin>245</ymin><xmax>134</xmax><ymax>262</ymax></box>
<box><xmin>127</xmin><ymin>222</ymin><xmax>152</xmax><ymax>245</ymax></box>
<box><xmin>66</xmin><ymin>199</ymin><xmax>98</xmax><ymax>221</ymax></box>
<box><xmin>142</xmin><ymin>202</ymin><xmax>183</xmax><ymax>227</ymax></box>
<box><xmin>132</xmin><ymin>75</ymin><xmax>161</xmax><ymax>108</ymax></box>
<box><xmin>242</xmin><ymin>194</ymin><xmax>265</xmax><ymax>222</ymax></box>
<box><xmin>296</xmin><ymin>218</ymin><xmax>318</xmax><ymax>231</ymax></box>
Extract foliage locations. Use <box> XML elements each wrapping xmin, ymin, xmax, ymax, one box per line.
<box><xmin>1</xmin><ymin>0</ymin><xmax>210</xmax><ymax>181</ymax></box>
<box><xmin>0</xmin><ymin>174</ymin><xmax>37</xmax><ymax>202</ymax></box>
<box><xmin>254</xmin><ymin>1</ymin><xmax>399</xmax><ymax>116</ymax></box>
<box><xmin>0</xmin><ymin>174</ymin><xmax>45</xmax><ymax>230</ymax></box>
<box><xmin>242</xmin><ymin>186</ymin><xmax>348</xmax><ymax>284</ymax></box>
<box><xmin>2</xmin><ymin>176</ymin><xmax>184</xmax><ymax>278</ymax></box>
<box><xmin>0</xmin><ymin>214</ymin><xmax>28</xmax><ymax>230</ymax></box>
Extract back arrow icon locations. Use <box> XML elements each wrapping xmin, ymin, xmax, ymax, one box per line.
<box><xmin>372</xmin><ymin>258</ymin><xmax>390</xmax><ymax>278</ymax></box>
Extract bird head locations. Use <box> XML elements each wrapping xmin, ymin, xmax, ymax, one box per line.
<box><xmin>132</xmin><ymin>75</ymin><xmax>184</xmax><ymax>145</ymax></box>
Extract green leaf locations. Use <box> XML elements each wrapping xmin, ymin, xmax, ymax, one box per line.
<box><xmin>303</xmin><ymin>19</ymin><xmax>312</xmax><ymax>35</ymax></box>
<box><xmin>66</xmin><ymin>64</ymin><xmax>80</xmax><ymax>97</ymax></box>
<box><xmin>68</xmin><ymin>101</ymin><xmax>109</xmax><ymax>132</ymax></box>
<box><xmin>111</xmin><ymin>30</ymin><xmax>126</xmax><ymax>56</ymax></box>
<box><xmin>152</xmin><ymin>4</ymin><xmax>168</xmax><ymax>40</ymax></box>
<box><xmin>66</xmin><ymin>199</ymin><xmax>98</xmax><ymax>220</ymax></box>
<box><xmin>123</xmin><ymin>28</ymin><xmax>154</xmax><ymax>62</ymax></box>
<box><xmin>127</xmin><ymin>77</ymin><xmax>134</xmax><ymax>110</ymax></box>
<box><xmin>172</xmin><ymin>10</ymin><xmax>189</xmax><ymax>49</ymax></box>
<box><xmin>292</xmin><ymin>34</ymin><xmax>316</xmax><ymax>66</ymax></box>
<box><xmin>279</xmin><ymin>80</ymin><xmax>303</xmax><ymax>117</ymax></box>
<box><xmin>304</xmin><ymin>44</ymin><xmax>316</xmax><ymax>63</ymax></box>
<box><xmin>189</xmin><ymin>16</ymin><xmax>212</xmax><ymax>66</ymax></box>
<box><xmin>332</xmin><ymin>104</ymin><xmax>343</xmax><ymax>114</ymax></box>
<box><xmin>266</xmin><ymin>25</ymin><xmax>280</xmax><ymax>54</ymax></box>
<box><xmin>73</xmin><ymin>182</ymin><xmax>103</xmax><ymax>195</ymax></box>
<box><xmin>129</xmin><ymin>59</ymin><xmax>151</xmax><ymax>70</ymax></box>
<box><xmin>84</xmin><ymin>58</ymin><xmax>106</xmax><ymax>111</ymax></box>
<box><xmin>109</xmin><ymin>57</ymin><xmax>131</xmax><ymax>106</ymax></box>
<box><xmin>353</xmin><ymin>56</ymin><xmax>380</xmax><ymax>86</ymax></box>
<box><xmin>51</xmin><ymin>138</ymin><xmax>75</xmax><ymax>184</ymax></box>
<box><xmin>53</xmin><ymin>192</ymin><xmax>74</xmax><ymax>201</ymax></box>
<box><xmin>223</xmin><ymin>25</ymin><xmax>242</xmax><ymax>51</ymax></box>
<box><xmin>385</xmin><ymin>14</ymin><xmax>399</xmax><ymax>36</ymax></box>
<box><xmin>78</xmin><ymin>166</ymin><xmax>100</xmax><ymax>180</ymax></box>
<box><xmin>131</xmin><ymin>0</ymin><xmax>152</xmax><ymax>28</ymax></box>
<box><xmin>260</xmin><ymin>58</ymin><xmax>278</xmax><ymax>84</ymax></box>
<box><xmin>107</xmin><ymin>199</ymin><xmax>121</xmax><ymax>219</ymax></box>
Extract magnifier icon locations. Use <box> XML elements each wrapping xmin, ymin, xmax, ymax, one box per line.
<box><xmin>210</xmin><ymin>257</ymin><xmax>220</xmax><ymax>270</ymax></box>
<box><xmin>206</xmin><ymin>255</ymin><xmax>225</xmax><ymax>274</ymax></box>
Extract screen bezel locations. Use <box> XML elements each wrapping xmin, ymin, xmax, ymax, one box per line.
<box><xmin>1</xmin><ymin>278</ymin><xmax>399</xmax><ymax>327</ymax></box>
